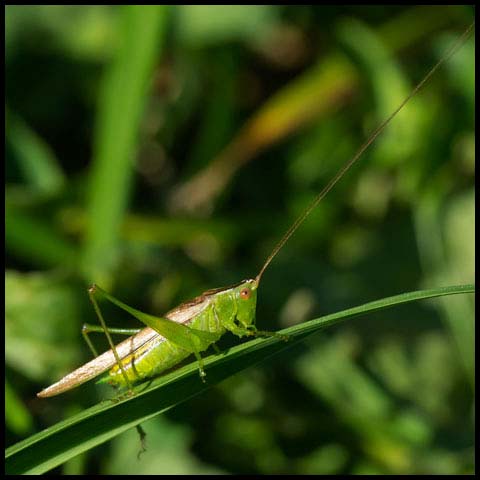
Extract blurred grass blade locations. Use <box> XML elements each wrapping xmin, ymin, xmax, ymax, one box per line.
<box><xmin>5</xmin><ymin>284</ymin><xmax>473</xmax><ymax>474</ymax></box>
<box><xmin>5</xmin><ymin>380</ymin><xmax>34</xmax><ymax>436</ymax></box>
<box><xmin>82</xmin><ymin>5</ymin><xmax>169</xmax><ymax>286</ymax></box>
<box><xmin>176</xmin><ymin>5</ymin><xmax>277</xmax><ymax>46</ymax></box>
<box><xmin>5</xmin><ymin>207</ymin><xmax>77</xmax><ymax>268</ymax></box>
<box><xmin>414</xmin><ymin>188</ymin><xmax>475</xmax><ymax>386</ymax></box>
<box><xmin>336</xmin><ymin>17</ymin><xmax>421</xmax><ymax>168</ymax></box>
<box><xmin>6</xmin><ymin>110</ymin><xmax>66</xmax><ymax>196</ymax></box>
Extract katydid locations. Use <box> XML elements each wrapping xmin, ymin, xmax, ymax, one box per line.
<box><xmin>37</xmin><ymin>22</ymin><xmax>474</xmax><ymax>400</ymax></box>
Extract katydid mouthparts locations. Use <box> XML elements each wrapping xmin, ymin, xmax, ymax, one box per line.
<box><xmin>37</xmin><ymin>22</ymin><xmax>474</xmax><ymax>399</ymax></box>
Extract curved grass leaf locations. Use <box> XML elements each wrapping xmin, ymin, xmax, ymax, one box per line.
<box><xmin>5</xmin><ymin>284</ymin><xmax>474</xmax><ymax>474</ymax></box>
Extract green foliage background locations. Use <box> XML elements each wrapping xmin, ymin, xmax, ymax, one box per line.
<box><xmin>5</xmin><ymin>5</ymin><xmax>474</xmax><ymax>474</ymax></box>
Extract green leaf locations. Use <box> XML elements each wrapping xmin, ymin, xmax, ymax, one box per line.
<box><xmin>5</xmin><ymin>284</ymin><xmax>473</xmax><ymax>474</ymax></box>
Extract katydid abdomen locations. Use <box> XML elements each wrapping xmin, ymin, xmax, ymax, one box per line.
<box><xmin>104</xmin><ymin>300</ymin><xmax>227</xmax><ymax>387</ymax></box>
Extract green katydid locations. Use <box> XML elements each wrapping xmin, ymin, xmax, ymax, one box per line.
<box><xmin>37</xmin><ymin>22</ymin><xmax>474</xmax><ymax>400</ymax></box>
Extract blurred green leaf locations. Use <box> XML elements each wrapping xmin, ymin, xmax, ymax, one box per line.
<box><xmin>438</xmin><ymin>32</ymin><xmax>475</xmax><ymax>111</ymax></box>
<box><xmin>337</xmin><ymin>17</ymin><xmax>422</xmax><ymax>168</ymax></box>
<box><xmin>5</xmin><ymin>380</ymin><xmax>34</xmax><ymax>436</ymax></box>
<box><xmin>6</xmin><ymin>111</ymin><xmax>65</xmax><ymax>196</ymax></box>
<box><xmin>5</xmin><ymin>207</ymin><xmax>77</xmax><ymax>269</ymax></box>
<box><xmin>106</xmin><ymin>416</ymin><xmax>224</xmax><ymax>474</ymax></box>
<box><xmin>5</xmin><ymin>270</ymin><xmax>81</xmax><ymax>381</ymax></box>
<box><xmin>297</xmin><ymin>443</ymin><xmax>349</xmax><ymax>475</ymax></box>
<box><xmin>5</xmin><ymin>6</ymin><xmax>117</xmax><ymax>61</ymax></box>
<box><xmin>176</xmin><ymin>5</ymin><xmax>277</xmax><ymax>47</ymax></box>
<box><xmin>414</xmin><ymin>188</ymin><xmax>474</xmax><ymax>385</ymax></box>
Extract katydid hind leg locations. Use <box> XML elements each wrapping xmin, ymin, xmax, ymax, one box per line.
<box><xmin>91</xmin><ymin>284</ymin><xmax>219</xmax><ymax>353</ymax></box>
<box><xmin>88</xmin><ymin>285</ymin><xmax>135</xmax><ymax>395</ymax></box>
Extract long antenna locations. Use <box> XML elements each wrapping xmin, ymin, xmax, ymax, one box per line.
<box><xmin>255</xmin><ymin>22</ymin><xmax>474</xmax><ymax>284</ymax></box>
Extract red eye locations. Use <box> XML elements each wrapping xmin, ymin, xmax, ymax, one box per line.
<box><xmin>240</xmin><ymin>288</ymin><xmax>251</xmax><ymax>300</ymax></box>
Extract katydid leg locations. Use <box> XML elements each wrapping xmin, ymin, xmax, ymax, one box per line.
<box><xmin>212</xmin><ymin>296</ymin><xmax>289</xmax><ymax>341</ymax></box>
<box><xmin>247</xmin><ymin>326</ymin><xmax>290</xmax><ymax>342</ymax></box>
<box><xmin>136</xmin><ymin>424</ymin><xmax>147</xmax><ymax>459</ymax></box>
<box><xmin>81</xmin><ymin>323</ymin><xmax>141</xmax><ymax>358</ymax></box>
<box><xmin>88</xmin><ymin>285</ymin><xmax>135</xmax><ymax>395</ymax></box>
<box><xmin>191</xmin><ymin>349</ymin><xmax>207</xmax><ymax>382</ymax></box>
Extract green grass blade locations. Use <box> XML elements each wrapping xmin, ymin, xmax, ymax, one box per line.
<box><xmin>5</xmin><ymin>284</ymin><xmax>474</xmax><ymax>474</ymax></box>
<box><xmin>82</xmin><ymin>5</ymin><xmax>169</xmax><ymax>286</ymax></box>
<box><xmin>6</xmin><ymin>111</ymin><xmax>66</xmax><ymax>196</ymax></box>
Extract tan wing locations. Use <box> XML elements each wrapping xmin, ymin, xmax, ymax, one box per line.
<box><xmin>37</xmin><ymin>297</ymin><xmax>210</xmax><ymax>398</ymax></box>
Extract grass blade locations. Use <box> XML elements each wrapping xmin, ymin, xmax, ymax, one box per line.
<box><xmin>82</xmin><ymin>5</ymin><xmax>169</xmax><ymax>286</ymax></box>
<box><xmin>5</xmin><ymin>284</ymin><xmax>474</xmax><ymax>474</ymax></box>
